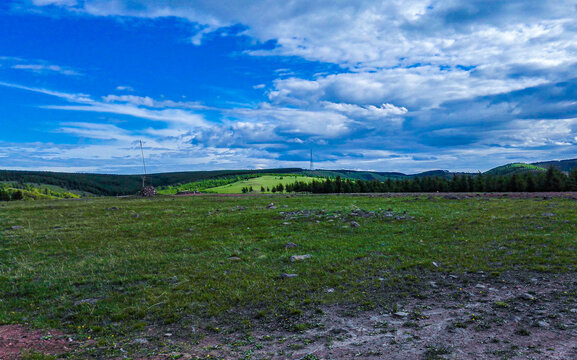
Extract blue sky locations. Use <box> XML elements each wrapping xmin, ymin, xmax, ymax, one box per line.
<box><xmin>1</xmin><ymin>0</ymin><xmax>577</xmax><ymax>174</ymax></box>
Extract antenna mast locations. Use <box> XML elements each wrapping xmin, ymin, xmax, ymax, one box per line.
<box><xmin>140</xmin><ymin>140</ymin><xmax>147</xmax><ymax>188</ymax></box>
<box><xmin>310</xmin><ymin>148</ymin><xmax>313</xmax><ymax>170</ymax></box>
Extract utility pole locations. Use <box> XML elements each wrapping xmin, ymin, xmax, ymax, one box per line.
<box><xmin>140</xmin><ymin>140</ymin><xmax>147</xmax><ymax>188</ymax></box>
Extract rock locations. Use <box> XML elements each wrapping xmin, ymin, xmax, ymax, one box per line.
<box><xmin>394</xmin><ymin>312</ymin><xmax>409</xmax><ymax>318</ymax></box>
<box><xmin>10</xmin><ymin>226</ymin><xmax>24</xmax><ymax>230</ymax></box>
<box><xmin>326</xmin><ymin>288</ymin><xmax>335</xmax><ymax>293</ymax></box>
<box><xmin>530</xmin><ymin>278</ymin><xmax>538</xmax><ymax>283</ymax></box>
<box><xmin>350</xmin><ymin>221</ymin><xmax>360</xmax><ymax>228</ymax></box>
<box><xmin>429</xmin><ymin>281</ymin><xmax>438</xmax><ymax>288</ymax></box>
<box><xmin>138</xmin><ymin>186</ymin><xmax>157</xmax><ymax>197</ymax></box>
<box><xmin>534</xmin><ymin>309</ymin><xmax>548</xmax><ymax>315</ymax></box>
<box><xmin>290</xmin><ymin>254</ymin><xmax>312</xmax><ymax>262</ymax></box>
<box><xmin>280</xmin><ymin>273</ymin><xmax>298</xmax><ymax>278</ymax></box>
<box><xmin>522</xmin><ymin>293</ymin><xmax>536</xmax><ymax>301</ymax></box>
<box><xmin>282</xmin><ymin>222</ymin><xmax>292</xmax><ymax>225</ymax></box>
<box><xmin>132</xmin><ymin>213</ymin><xmax>140</xmax><ymax>218</ymax></box>
<box><xmin>449</xmin><ymin>275</ymin><xmax>458</xmax><ymax>279</ymax></box>
<box><xmin>228</xmin><ymin>256</ymin><xmax>242</xmax><ymax>262</ymax></box>
<box><xmin>266</xmin><ymin>203</ymin><xmax>277</xmax><ymax>209</ymax></box>
<box><xmin>106</xmin><ymin>206</ymin><xmax>119</xmax><ymax>211</ymax></box>
<box><xmin>285</xmin><ymin>242</ymin><xmax>298</xmax><ymax>248</ymax></box>
<box><xmin>570</xmin><ymin>309</ymin><xmax>577</xmax><ymax>313</ymax></box>
<box><xmin>432</xmin><ymin>262</ymin><xmax>439</xmax><ymax>268</ymax></box>
<box><xmin>537</xmin><ymin>321</ymin><xmax>550</xmax><ymax>328</ymax></box>
<box><xmin>133</xmin><ymin>338</ymin><xmax>148</xmax><ymax>344</ymax></box>
<box><xmin>542</xmin><ymin>212</ymin><xmax>555</xmax><ymax>217</ymax></box>
<box><xmin>74</xmin><ymin>298</ymin><xmax>99</xmax><ymax>306</ymax></box>
<box><xmin>164</xmin><ymin>333</ymin><xmax>173</xmax><ymax>337</ymax></box>
<box><xmin>282</xmin><ymin>205</ymin><xmax>288</xmax><ymax>208</ymax></box>
<box><xmin>475</xmin><ymin>284</ymin><xmax>486</xmax><ymax>289</ymax></box>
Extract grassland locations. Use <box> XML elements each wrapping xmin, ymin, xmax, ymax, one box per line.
<box><xmin>1</xmin><ymin>194</ymin><xmax>576</xmax><ymax>358</ymax></box>
<box><xmin>208</xmin><ymin>175</ymin><xmax>316</xmax><ymax>193</ymax></box>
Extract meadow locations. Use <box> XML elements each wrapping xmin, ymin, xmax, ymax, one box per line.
<box><xmin>1</xmin><ymin>194</ymin><xmax>576</xmax><ymax>359</ymax></box>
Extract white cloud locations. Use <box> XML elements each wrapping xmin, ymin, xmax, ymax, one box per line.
<box><xmin>1</xmin><ymin>56</ymin><xmax>82</xmax><ymax>76</ymax></box>
<box><xmin>115</xmin><ymin>85</ymin><xmax>134</xmax><ymax>92</ymax></box>
<box><xmin>12</xmin><ymin>64</ymin><xmax>82</xmax><ymax>76</ymax></box>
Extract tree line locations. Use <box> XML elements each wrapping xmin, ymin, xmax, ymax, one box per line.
<box><xmin>279</xmin><ymin>167</ymin><xmax>577</xmax><ymax>194</ymax></box>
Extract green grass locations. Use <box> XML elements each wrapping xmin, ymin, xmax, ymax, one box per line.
<box><xmin>485</xmin><ymin>163</ymin><xmax>546</xmax><ymax>176</ymax></box>
<box><xmin>0</xmin><ymin>195</ymin><xmax>576</xmax><ymax>356</ymax></box>
<box><xmin>208</xmin><ymin>175</ymin><xmax>316</xmax><ymax>193</ymax></box>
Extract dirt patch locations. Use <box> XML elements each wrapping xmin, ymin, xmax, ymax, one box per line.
<box><xmin>125</xmin><ymin>271</ymin><xmax>577</xmax><ymax>359</ymax></box>
<box><xmin>0</xmin><ymin>324</ymin><xmax>77</xmax><ymax>360</ymax></box>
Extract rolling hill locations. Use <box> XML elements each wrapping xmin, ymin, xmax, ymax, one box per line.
<box><xmin>2</xmin><ymin>157</ymin><xmax>577</xmax><ymax>197</ymax></box>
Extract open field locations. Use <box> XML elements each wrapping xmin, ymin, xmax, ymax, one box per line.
<box><xmin>1</xmin><ymin>194</ymin><xmax>577</xmax><ymax>359</ymax></box>
<box><xmin>208</xmin><ymin>175</ymin><xmax>315</xmax><ymax>193</ymax></box>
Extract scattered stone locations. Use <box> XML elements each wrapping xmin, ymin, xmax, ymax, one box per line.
<box><xmin>266</xmin><ymin>203</ymin><xmax>277</xmax><ymax>209</ymax></box>
<box><xmin>570</xmin><ymin>309</ymin><xmax>577</xmax><ymax>313</ymax></box>
<box><xmin>535</xmin><ymin>309</ymin><xmax>548</xmax><ymax>315</ymax></box>
<box><xmin>522</xmin><ymin>293</ymin><xmax>536</xmax><ymax>301</ymax></box>
<box><xmin>429</xmin><ymin>281</ymin><xmax>438</xmax><ymax>288</ymax></box>
<box><xmin>228</xmin><ymin>256</ymin><xmax>242</xmax><ymax>262</ymax></box>
<box><xmin>132</xmin><ymin>213</ymin><xmax>140</xmax><ymax>218</ymax></box>
<box><xmin>475</xmin><ymin>284</ymin><xmax>486</xmax><ymax>289</ymax></box>
<box><xmin>282</xmin><ymin>205</ymin><xmax>288</xmax><ymax>208</ymax></box>
<box><xmin>105</xmin><ymin>207</ymin><xmax>119</xmax><ymax>211</ymax></box>
<box><xmin>394</xmin><ymin>312</ymin><xmax>409</xmax><ymax>318</ymax></box>
<box><xmin>290</xmin><ymin>254</ymin><xmax>312</xmax><ymax>262</ymax></box>
<box><xmin>449</xmin><ymin>275</ymin><xmax>458</xmax><ymax>279</ymax></box>
<box><xmin>10</xmin><ymin>226</ymin><xmax>24</xmax><ymax>230</ymax></box>
<box><xmin>530</xmin><ymin>278</ymin><xmax>538</xmax><ymax>283</ymax></box>
<box><xmin>74</xmin><ymin>298</ymin><xmax>99</xmax><ymax>306</ymax></box>
<box><xmin>537</xmin><ymin>321</ymin><xmax>550</xmax><ymax>328</ymax></box>
<box><xmin>164</xmin><ymin>333</ymin><xmax>173</xmax><ymax>337</ymax></box>
<box><xmin>133</xmin><ymin>338</ymin><xmax>148</xmax><ymax>344</ymax></box>
<box><xmin>350</xmin><ymin>221</ymin><xmax>360</xmax><ymax>228</ymax></box>
<box><xmin>432</xmin><ymin>262</ymin><xmax>439</xmax><ymax>268</ymax></box>
<box><xmin>542</xmin><ymin>212</ymin><xmax>556</xmax><ymax>217</ymax></box>
<box><xmin>138</xmin><ymin>186</ymin><xmax>157</xmax><ymax>197</ymax></box>
<box><xmin>285</xmin><ymin>242</ymin><xmax>298</xmax><ymax>248</ymax></box>
<box><xmin>280</xmin><ymin>273</ymin><xmax>298</xmax><ymax>278</ymax></box>
<box><xmin>282</xmin><ymin>222</ymin><xmax>292</xmax><ymax>225</ymax></box>
<box><xmin>326</xmin><ymin>288</ymin><xmax>335</xmax><ymax>293</ymax></box>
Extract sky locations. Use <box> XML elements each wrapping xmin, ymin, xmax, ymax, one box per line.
<box><xmin>1</xmin><ymin>1</ymin><xmax>577</xmax><ymax>174</ymax></box>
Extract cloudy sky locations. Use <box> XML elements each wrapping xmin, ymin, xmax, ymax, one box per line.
<box><xmin>1</xmin><ymin>1</ymin><xmax>577</xmax><ymax>174</ymax></box>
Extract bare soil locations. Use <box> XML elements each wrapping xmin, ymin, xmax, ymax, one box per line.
<box><xmin>0</xmin><ymin>324</ymin><xmax>77</xmax><ymax>360</ymax></box>
<box><xmin>129</xmin><ymin>271</ymin><xmax>577</xmax><ymax>360</ymax></box>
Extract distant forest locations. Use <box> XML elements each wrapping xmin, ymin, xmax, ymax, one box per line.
<box><xmin>280</xmin><ymin>167</ymin><xmax>577</xmax><ymax>193</ymax></box>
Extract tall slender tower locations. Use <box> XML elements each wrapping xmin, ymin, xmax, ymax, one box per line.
<box><xmin>310</xmin><ymin>148</ymin><xmax>313</xmax><ymax>170</ymax></box>
<box><xmin>140</xmin><ymin>140</ymin><xmax>147</xmax><ymax>188</ymax></box>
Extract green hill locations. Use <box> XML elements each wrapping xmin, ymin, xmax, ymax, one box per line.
<box><xmin>484</xmin><ymin>163</ymin><xmax>546</xmax><ymax>176</ymax></box>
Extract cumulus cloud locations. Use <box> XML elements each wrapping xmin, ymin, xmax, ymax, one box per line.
<box><xmin>9</xmin><ymin>0</ymin><xmax>577</xmax><ymax>172</ymax></box>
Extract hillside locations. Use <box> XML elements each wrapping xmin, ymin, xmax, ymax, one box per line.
<box><xmin>484</xmin><ymin>163</ymin><xmax>546</xmax><ymax>176</ymax></box>
<box><xmin>0</xmin><ymin>168</ymin><xmax>303</xmax><ymax>196</ymax></box>
<box><xmin>533</xmin><ymin>158</ymin><xmax>577</xmax><ymax>172</ymax></box>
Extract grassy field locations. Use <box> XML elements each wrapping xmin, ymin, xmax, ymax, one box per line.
<box><xmin>208</xmin><ymin>175</ymin><xmax>315</xmax><ymax>193</ymax></box>
<box><xmin>1</xmin><ymin>194</ymin><xmax>576</xmax><ymax>358</ymax></box>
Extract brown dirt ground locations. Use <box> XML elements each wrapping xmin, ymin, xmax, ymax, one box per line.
<box><xmin>0</xmin><ymin>324</ymin><xmax>77</xmax><ymax>360</ymax></box>
<box><xmin>113</xmin><ymin>271</ymin><xmax>577</xmax><ymax>360</ymax></box>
